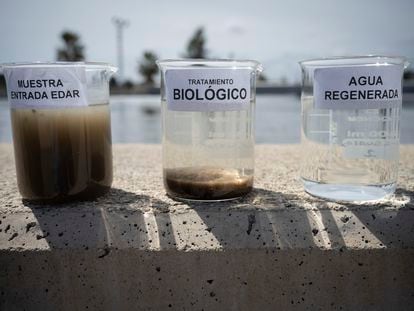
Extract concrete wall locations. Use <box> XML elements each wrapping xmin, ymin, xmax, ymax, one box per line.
<box><xmin>1</xmin><ymin>145</ymin><xmax>413</xmax><ymax>310</ymax></box>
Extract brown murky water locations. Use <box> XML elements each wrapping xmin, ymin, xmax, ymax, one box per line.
<box><xmin>11</xmin><ymin>104</ymin><xmax>112</xmax><ymax>203</ymax></box>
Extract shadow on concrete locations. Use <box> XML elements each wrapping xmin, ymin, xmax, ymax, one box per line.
<box><xmin>301</xmin><ymin>187</ymin><xmax>414</xmax><ymax>249</ymax></box>
<box><xmin>345</xmin><ymin>188</ymin><xmax>414</xmax><ymax>248</ymax></box>
<box><xmin>23</xmin><ymin>187</ymin><xmax>174</xmax><ymax>252</ymax></box>
<box><xmin>185</xmin><ymin>186</ymin><xmax>414</xmax><ymax>250</ymax></box>
<box><xmin>152</xmin><ymin>210</ymin><xmax>177</xmax><ymax>250</ymax></box>
<box><xmin>22</xmin><ymin>185</ymin><xmax>414</xmax><ymax>252</ymax></box>
<box><xmin>184</xmin><ymin>188</ymin><xmax>320</xmax><ymax>250</ymax></box>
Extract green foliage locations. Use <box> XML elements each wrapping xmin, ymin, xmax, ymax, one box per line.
<box><xmin>185</xmin><ymin>27</ymin><xmax>207</xmax><ymax>59</ymax></box>
<box><xmin>109</xmin><ymin>77</ymin><xmax>118</xmax><ymax>88</ymax></box>
<box><xmin>123</xmin><ymin>80</ymin><xmax>134</xmax><ymax>89</ymax></box>
<box><xmin>138</xmin><ymin>51</ymin><xmax>159</xmax><ymax>84</ymax></box>
<box><xmin>0</xmin><ymin>74</ymin><xmax>5</xmax><ymax>93</ymax></box>
<box><xmin>258</xmin><ymin>73</ymin><xmax>267</xmax><ymax>82</ymax></box>
<box><xmin>57</xmin><ymin>31</ymin><xmax>85</xmax><ymax>61</ymax></box>
<box><xmin>0</xmin><ymin>74</ymin><xmax>5</xmax><ymax>87</ymax></box>
<box><xmin>404</xmin><ymin>69</ymin><xmax>414</xmax><ymax>80</ymax></box>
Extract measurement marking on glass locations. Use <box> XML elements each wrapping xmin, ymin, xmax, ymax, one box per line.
<box><xmin>308</xmin><ymin>130</ymin><xmax>331</xmax><ymax>134</ymax></box>
<box><xmin>309</xmin><ymin>114</ymin><xmax>330</xmax><ymax>117</ymax></box>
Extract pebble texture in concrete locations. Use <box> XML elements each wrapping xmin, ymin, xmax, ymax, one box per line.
<box><xmin>0</xmin><ymin>144</ymin><xmax>413</xmax><ymax>311</ymax></box>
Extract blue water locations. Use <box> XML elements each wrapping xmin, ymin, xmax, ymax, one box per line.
<box><xmin>1</xmin><ymin>94</ymin><xmax>413</xmax><ymax>144</ymax></box>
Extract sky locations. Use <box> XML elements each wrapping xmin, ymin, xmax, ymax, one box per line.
<box><xmin>1</xmin><ymin>0</ymin><xmax>413</xmax><ymax>83</ymax></box>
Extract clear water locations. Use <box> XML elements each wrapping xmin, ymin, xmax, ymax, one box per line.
<box><xmin>162</xmin><ymin>99</ymin><xmax>254</xmax><ymax>168</ymax></box>
<box><xmin>301</xmin><ymin>95</ymin><xmax>401</xmax><ymax>201</ymax></box>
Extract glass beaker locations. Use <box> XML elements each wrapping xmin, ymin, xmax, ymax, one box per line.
<box><xmin>1</xmin><ymin>62</ymin><xmax>117</xmax><ymax>203</ymax></box>
<box><xmin>299</xmin><ymin>56</ymin><xmax>408</xmax><ymax>202</ymax></box>
<box><xmin>157</xmin><ymin>59</ymin><xmax>262</xmax><ymax>201</ymax></box>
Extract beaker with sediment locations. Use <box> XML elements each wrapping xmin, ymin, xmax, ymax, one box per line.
<box><xmin>157</xmin><ymin>59</ymin><xmax>262</xmax><ymax>201</ymax></box>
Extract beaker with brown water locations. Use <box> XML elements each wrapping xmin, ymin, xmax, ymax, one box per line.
<box><xmin>2</xmin><ymin>62</ymin><xmax>117</xmax><ymax>203</ymax></box>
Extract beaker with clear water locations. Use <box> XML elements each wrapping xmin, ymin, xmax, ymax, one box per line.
<box><xmin>157</xmin><ymin>59</ymin><xmax>262</xmax><ymax>201</ymax></box>
<box><xmin>299</xmin><ymin>56</ymin><xmax>408</xmax><ymax>202</ymax></box>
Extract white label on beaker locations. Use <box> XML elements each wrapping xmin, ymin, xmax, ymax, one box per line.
<box><xmin>314</xmin><ymin>65</ymin><xmax>403</xmax><ymax>110</ymax></box>
<box><xmin>165</xmin><ymin>68</ymin><xmax>251</xmax><ymax>111</ymax></box>
<box><xmin>4</xmin><ymin>66</ymin><xmax>88</xmax><ymax>108</ymax></box>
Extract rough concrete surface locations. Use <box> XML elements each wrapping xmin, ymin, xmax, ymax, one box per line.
<box><xmin>0</xmin><ymin>144</ymin><xmax>413</xmax><ymax>311</ymax></box>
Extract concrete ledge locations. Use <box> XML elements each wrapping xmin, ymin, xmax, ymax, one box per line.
<box><xmin>1</xmin><ymin>144</ymin><xmax>414</xmax><ymax>310</ymax></box>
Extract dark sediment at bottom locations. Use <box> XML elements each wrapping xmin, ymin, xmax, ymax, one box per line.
<box><xmin>164</xmin><ymin>167</ymin><xmax>253</xmax><ymax>201</ymax></box>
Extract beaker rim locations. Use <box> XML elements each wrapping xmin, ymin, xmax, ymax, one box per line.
<box><xmin>157</xmin><ymin>58</ymin><xmax>263</xmax><ymax>71</ymax></box>
<box><xmin>1</xmin><ymin>61</ymin><xmax>118</xmax><ymax>72</ymax></box>
<box><xmin>299</xmin><ymin>55</ymin><xmax>409</xmax><ymax>68</ymax></box>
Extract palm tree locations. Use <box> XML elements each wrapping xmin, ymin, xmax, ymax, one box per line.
<box><xmin>138</xmin><ymin>51</ymin><xmax>159</xmax><ymax>85</ymax></box>
<box><xmin>57</xmin><ymin>31</ymin><xmax>85</xmax><ymax>61</ymax></box>
<box><xmin>185</xmin><ymin>27</ymin><xmax>207</xmax><ymax>59</ymax></box>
